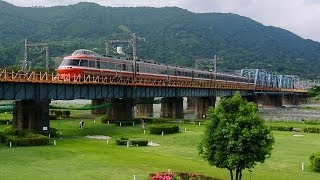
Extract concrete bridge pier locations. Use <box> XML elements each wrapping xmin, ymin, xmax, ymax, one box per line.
<box><xmin>195</xmin><ymin>97</ymin><xmax>216</xmax><ymax>119</ymax></box>
<box><xmin>12</xmin><ymin>100</ymin><xmax>50</xmax><ymax>132</ymax></box>
<box><xmin>282</xmin><ymin>94</ymin><xmax>299</xmax><ymax>106</ymax></box>
<box><xmin>136</xmin><ymin>98</ymin><xmax>154</xmax><ymax>118</ymax></box>
<box><xmin>105</xmin><ymin>98</ymin><xmax>134</xmax><ymax>122</ymax></box>
<box><xmin>91</xmin><ymin>99</ymin><xmax>107</xmax><ymax>115</ymax></box>
<box><xmin>161</xmin><ymin>97</ymin><xmax>183</xmax><ymax>118</ymax></box>
<box><xmin>256</xmin><ymin>94</ymin><xmax>283</xmax><ymax>107</ymax></box>
<box><xmin>186</xmin><ymin>97</ymin><xmax>196</xmax><ymax>110</ymax></box>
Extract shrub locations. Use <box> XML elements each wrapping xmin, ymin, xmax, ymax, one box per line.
<box><xmin>310</xmin><ymin>152</ymin><xmax>320</xmax><ymax>166</ymax></box>
<box><xmin>50</xmin><ymin>110</ymin><xmax>56</xmax><ymax>115</ymax></box>
<box><xmin>49</xmin><ymin>114</ymin><xmax>57</xmax><ymax>120</ymax></box>
<box><xmin>117</xmin><ymin>121</ymin><xmax>135</xmax><ymax>126</ymax></box>
<box><xmin>6</xmin><ymin>134</ymin><xmax>49</xmax><ymax>146</ymax></box>
<box><xmin>3</xmin><ymin>127</ymin><xmax>30</xmax><ymax>137</ymax></box>
<box><xmin>116</xmin><ymin>137</ymin><xmax>129</xmax><ymax>145</ymax></box>
<box><xmin>36</xmin><ymin>127</ymin><xmax>58</xmax><ymax>138</ymax></box>
<box><xmin>99</xmin><ymin>116</ymin><xmax>107</xmax><ymax>123</ymax></box>
<box><xmin>310</xmin><ymin>152</ymin><xmax>320</xmax><ymax>172</ymax></box>
<box><xmin>131</xmin><ymin>139</ymin><xmax>148</xmax><ymax>146</ymax></box>
<box><xmin>1</xmin><ymin>127</ymin><xmax>50</xmax><ymax>146</ymax></box>
<box><xmin>54</xmin><ymin>110</ymin><xmax>62</xmax><ymax>119</ymax></box>
<box><xmin>62</xmin><ymin>111</ymin><xmax>70</xmax><ymax>118</ymax></box>
<box><xmin>268</xmin><ymin>125</ymin><xmax>293</xmax><ymax>131</ymax></box>
<box><xmin>0</xmin><ymin>119</ymin><xmax>11</xmax><ymax>125</ymax></box>
<box><xmin>313</xmin><ymin>156</ymin><xmax>320</xmax><ymax>172</ymax></box>
<box><xmin>150</xmin><ymin>125</ymin><xmax>179</xmax><ymax>135</ymax></box>
<box><xmin>303</xmin><ymin>127</ymin><xmax>320</xmax><ymax>133</ymax></box>
<box><xmin>0</xmin><ymin>131</ymin><xmax>6</xmax><ymax>143</ymax></box>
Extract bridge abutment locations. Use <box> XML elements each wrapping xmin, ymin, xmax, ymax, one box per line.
<box><xmin>12</xmin><ymin>100</ymin><xmax>50</xmax><ymax>132</ymax></box>
<box><xmin>106</xmin><ymin>98</ymin><xmax>134</xmax><ymax>122</ymax></box>
<box><xmin>160</xmin><ymin>97</ymin><xmax>183</xmax><ymax>118</ymax></box>
<box><xmin>195</xmin><ymin>97</ymin><xmax>216</xmax><ymax>119</ymax></box>
<box><xmin>136</xmin><ymin>98</ymin><xmax>154</xmax><ymax>118</ymax></box>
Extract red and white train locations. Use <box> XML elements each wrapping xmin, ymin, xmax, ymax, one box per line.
<box><xmin>57</xmin><ymin>49</ymin><xmax>253</xmax><ymax>84</ymax></box>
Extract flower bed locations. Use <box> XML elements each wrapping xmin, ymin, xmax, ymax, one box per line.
<box><xmin>149</xmin><ymin>171</ymin><xmax>222</xmax><ymax>180</ymax></box>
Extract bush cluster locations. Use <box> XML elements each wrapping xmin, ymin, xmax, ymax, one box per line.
<box><xmin>131</xmin><ymin>139</ymin><xmax>148</xmax><ymax>146</ymax></box>
<box><xmin>116</xmin><ymin>137</ymin><xmax>129</xmax><ymax>145</ymax></box>
<box><xmin>49</xmin><ymin>110</ymin><xmax>71</xmax><ymax>119</ymax></box>
<box><xmin>268</xmin><ymin>126</ymin><xmax>293</xmax><ymax>131</ymax></box>
<box><xmin>268</xmin><ymin>125</ymin><xmax>320</xmax><ymax>134</ymax></box>
<box><xmin>115</xmin><ymin>137</ymin><xmax>148</xmax><ymax>146</ymax></box>
<box><xmin>150</xmin><ymin>125</ymin><xmax>179</xmax><ymax>135</ymax></box>
<box><xmin>310</xmin><ymin>152</ymin><xmax>320</xmax><ymax>172</ymax></box>
<box><xmin>303</xmin><ymin>127</ymin><xmax>320</xmax><ymax>133</ymax></box>
<box><xmin>99</xmin><ymin>116</ymin><xmax>108</xmax><ymax>123</ymax></box>
<box><xmin>0</xmin><ymin>127</ymin><xmax>49</xmax><ymax>146</ymax></box>
<box><xmin>36</xmin><ymin>127</ymin><xmax>58</xmax><ymax>138</ymax></box>
<box><xmin>0</xmin><ymin>119</ymin><xmax>11</xmax><ymax>125</ymax></box>
<box><xmin>117</xmin><ymin>121</ymin><xmax>136</xmax><ymax>126</ymax></box>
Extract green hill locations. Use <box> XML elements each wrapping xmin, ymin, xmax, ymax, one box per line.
<box><xmin>0</xmin><ymin>1</ymin><xmax>319</xmax><ymax>78</ymax></box>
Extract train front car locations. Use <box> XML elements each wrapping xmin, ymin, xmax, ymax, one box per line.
<box><xmin>57</xmin><ymin>49</ymin><xmax>99</xmax><ymax>79</ymax></box>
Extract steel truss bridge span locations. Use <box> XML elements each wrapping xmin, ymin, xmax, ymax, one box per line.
<box><xmin>0</xmin><ymin>69</ymin><xmax>306</xmax><ymax>100</ymax></box>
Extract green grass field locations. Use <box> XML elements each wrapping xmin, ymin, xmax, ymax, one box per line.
<box><xmin>0</xmin><ymin>111</ymin><xmax>320</xmax><ymax>180</ymax></box>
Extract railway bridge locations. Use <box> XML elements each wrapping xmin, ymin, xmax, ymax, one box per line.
<box><xmin>0</xmin><ymin>68</ymin><xmax>309</xmax><ymax>132</ymax></box>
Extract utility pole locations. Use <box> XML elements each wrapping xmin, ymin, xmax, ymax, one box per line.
<box><xmin>195</xmin><ymin>55</ymin><xmax>222</xmax><ymax>81</ymax></box>
<box><xmin>23</xmin><ymin>38</ymin><xmax>49</xmax><ymax>72</ymax></box>
<box><xmin>106</xmin><ymin>33</ymin><xmax>145</xmax><ymax>79</ymax></box>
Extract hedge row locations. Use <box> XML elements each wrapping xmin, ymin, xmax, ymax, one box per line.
<box><xmin>268</xmin><ymin>125</ymin><xmax>320</xmax><ymax>133</ymax></box>
<box><xmin>268</xmin><ymin>126</ymin><xmax>293</xmax><ymax>131</ymax></box>
<box><xmin>0</xmin><ymin>127</ymin><xmax>52</xmax><ymax>146</ymax></box>
<box><xmin>310</xmin><ymin>152</ymin><xmax>320</xmax><ymax>172</ymax></box>
<box><xmin>115</xmin><ymin>137</ymin><xmax>148</xmax><ymax>146</ymax></box>
<box><xmin>6</xmin><ymin>135</ymin><xmax>49</xmax><ymax>146</ymax></box>
<box><xmin>150</xmin><ymin>125</ymin><xmax>179</xmax><ymax>135</ymax></box>
<box><xmin>0</xmin><ymin>119</ymin><xmax>11</xmax><ymax>125</ymax></box>
<box><xmin>50</xmin><ymin>110</ymin><xmax>71</xmax><ymax>118</ymax></box>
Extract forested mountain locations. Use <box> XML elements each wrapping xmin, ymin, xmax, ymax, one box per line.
<box><xmin>0</xmin><ymin>1</ymin><xmax>320</xmax><ymax>78</ymax></box>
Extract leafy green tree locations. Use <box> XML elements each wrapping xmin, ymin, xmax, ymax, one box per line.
<box><xmin>199</xmin><ymin>92</ymin><xmax>274</xmax><ymax>180</ymax></box>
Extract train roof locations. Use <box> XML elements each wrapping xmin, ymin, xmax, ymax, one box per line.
<box><xmin>72</xmin><ymin>49</ymin><xmax>101</xmax><ymax>57</ymax></box>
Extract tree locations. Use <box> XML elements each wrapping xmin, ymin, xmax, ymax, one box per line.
<box><xmin>198</xmin><ymin>92</ymin><xmax>274</xmax><ymax>180</ymax></box>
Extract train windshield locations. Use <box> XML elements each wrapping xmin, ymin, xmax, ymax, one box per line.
<box><xmin>61</xmin><ymin>58</ymin><xmax>80</xmax><ymax>66</ymax></box>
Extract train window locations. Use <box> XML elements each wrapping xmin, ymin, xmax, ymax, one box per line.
<box><xmin>96</xmin><ymin>61</ymin><xmax>100</xmax><ymax>69</ymax></box>
<box><xmin>60</xmin><ymin>59</ymin><xmax>67</xmax><ymax>66</ymax></box>
<box><xmin>107</xmin><ymin>62</ymin><xmax>115</xmax><ymax>69</ymax></box>
<box><xmin>89</xmin><ymin>60</ymin><xmax>95</xmax><ymax>68</ymax></box>
<box><xmin>122</xmin><ymin>64</ymin><xmax>127</xmax><ymax>71</ymax></box>
<box><xmin>127</xmin><ymin>65</ymin><xmax>133</xmax><ymax>71</ymax></box>
<box><xmin>140</xmin><ymin>66</ymin><xmax>145</xmax><ymax>73</ymax></box>
<box><xmin>79</xmin><ymin>59</ymin><xmax>88</xmax><ymax>67</ymax></box>
<box><xmin>101</xmin><ymin>62</ymin><xmax>107</xmax><ymax>69</ymax></box>
<box><xmin>65</xmin><ymin>59</ymin><xmax>80</xmax><ymax>66</ymax></box>
<box><xmin>145</xmin><ymin>67</ymin><xmax>150</xmax><ymax>73</ymax></box>
<box><xmin>177</xmin><ymin>71</ymin><xmax>181</xmax><ymax>76</ymax></box>
<box><xmin>168</xmin><ymin>70</ymin><xmax>174</xmax><ymax>75</ymax></box>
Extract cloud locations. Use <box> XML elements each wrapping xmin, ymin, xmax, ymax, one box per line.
<box><xmin>4</xmin><ymin>0</ymin><xmax>320</xmax><ymax>42</ymax></box>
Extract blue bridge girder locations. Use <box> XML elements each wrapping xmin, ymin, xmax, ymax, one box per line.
<box><xmin>0</xmin><ymin>82</ymin><xmax>253</xmax><ymax>101</ymax></box>
<box><xmin>240</xmin><ymin>69</ymin><xmax>296</xmax><ymax>90</ymax></box>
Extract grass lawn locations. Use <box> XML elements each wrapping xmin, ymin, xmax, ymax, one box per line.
<box><xmin>0</xmin><ymin>111</ymin><xmax>320</xmax><ymax>179</ymax></box>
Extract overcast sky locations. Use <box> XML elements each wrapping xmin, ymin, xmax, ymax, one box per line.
<box><xmin>4</xmin><ymin>0</ymin><xmax>320</xmax><ymax>42</ymax></box>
